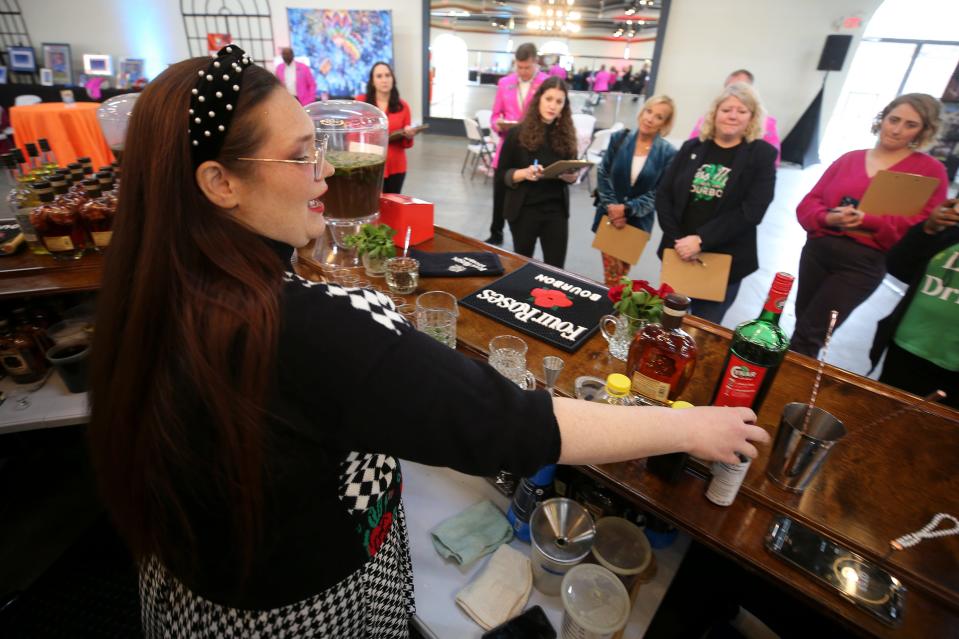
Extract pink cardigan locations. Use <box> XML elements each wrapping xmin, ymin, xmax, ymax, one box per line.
<box><xmin>490</xmin><ymin>71</ymin><xmax>548</xmax><ymax>168</ymax></box>
<box><xmin>795</xmin><ymin>149</ymin><xmax>947</xmax><ymax>252</ymax></box>
<box><xmin>275</xmin><ymin>61</ymin><xmax>317</xmax><ymax>106</ymax></box>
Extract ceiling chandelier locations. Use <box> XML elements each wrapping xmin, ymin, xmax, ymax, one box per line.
<box><xmin>527</xmin><ymin>0</ymin><xmax>581</xmax><ymax>33</ymax></box>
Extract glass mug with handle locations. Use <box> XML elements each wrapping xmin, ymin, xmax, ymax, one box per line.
<box><xmin>488</xmin><ymin>335</ymin><xmax>536</xmax><ymax>390</ymax></box>
<box><xmin>599</xmin><ymin>309</ymin><xmax>647</xmax><ymax>362</ymax></box>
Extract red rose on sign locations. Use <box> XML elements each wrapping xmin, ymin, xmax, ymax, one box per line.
<box><xmin>368</xmin><ymin>511</ymin><xmax>393</xmax><ymax>556</ymax></box>
<box><xmin>530</xmin><ymin>288</ymin><xmax>573</xmax><ymax>309</ymax></box>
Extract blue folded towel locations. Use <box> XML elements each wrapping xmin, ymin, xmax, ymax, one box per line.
<box><xmin>431</xmin><ymin>500</ymin><xmax>513</xmax><ymax>566</ymax></box>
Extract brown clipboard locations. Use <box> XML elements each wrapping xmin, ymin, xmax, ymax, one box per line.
<box><xmin>591</xmin><ymin>215</ymin><xmax>650</xmax><ymax>265</ymax></box>
<box><xmin>859</xmin><ymin>170</ymin><xmax>940</xmax><ymax>217</ymax></box>
<box><xmin>388</xmin><ymin>124</ymin><xmax>429</xmax><ymax>141</ymax></box>
<box><xmin>661</xmin><ymin>249</ymin><xmax>732</xmax><ymax>302</ymax></box>
<box><xmin>540</xmin><ymin>160</ymin><xmax>594</xmax><ymax>179</ymax></box>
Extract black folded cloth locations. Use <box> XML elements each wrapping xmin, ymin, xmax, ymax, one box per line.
<box><xmin>408</xmin><ymin>248</ymin><xmax>504</xmax><ymax>277</ymax></box>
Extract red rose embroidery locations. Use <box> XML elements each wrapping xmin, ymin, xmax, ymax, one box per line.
<box><xmin>368</xmin><ymin>511</ymin><xmax>393</xmax><ymax>556</ymax></box>
<box><xmin>530</xmin><ymin>288</ymin><xmax>573</xmax><ymax>308</ymax></box>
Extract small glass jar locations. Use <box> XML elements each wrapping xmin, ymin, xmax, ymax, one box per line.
<box><xmin>384</xmin><ymin>257</ymin><xmax>419</xmax><ymax>295</ymax></box>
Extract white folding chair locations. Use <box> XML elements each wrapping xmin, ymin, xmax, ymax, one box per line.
<box><xmin>584</xmin><ymin>128</ymin><xmax>616</xmax><ymax>191</ymax></box>
<box><xmin>571</xmin><ymin>113</ymin><xmax>597</xmax><ymax>159</ymax></box>
<box><xmin>14</xmin><ymin>94</ymin><xmax>41</xmax><ymax>106</ymax></box>
<box><xmin>475</xmin><ymin>108</ymin><xmax>498</xmax><ymax>147</ymax></box>
<box><xmin>462</xmin><ymin>117</ymin><xmax>495</xmax><ymax>182</ymax></box>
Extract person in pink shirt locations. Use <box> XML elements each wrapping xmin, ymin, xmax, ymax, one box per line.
<box><xmin>486</xmin><ymin>43</ymin><xmax>548</xmax><ymax>245</ymax></box>
<box><xmin>790</xmin><ymin>93</ymin><xmax>947</xmax><ymax>357</ymax></box>
<box><xmin>548</xmin><ymin>59</ymin><xmax>567</xmax><ymax>80</ymax></box>
<box><xmin>690</xmin><ymin>69</ymin><xmax>780</xmax><ymax>164</ymax></box>
<box><xmin>274</xmin><ymin>47</ymin><xmax>317</xmax><ymax>106</ymax></box>
<box><xmin>592</xmin><ymin>66</ymin><xmax>611</xmax><ymax>93</ymax></box>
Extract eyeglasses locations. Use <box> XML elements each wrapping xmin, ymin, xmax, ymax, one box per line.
<box><xmin>235</xmin><ymin>135</ymin><xmax>328</xmax><ymax>181</ymax></box>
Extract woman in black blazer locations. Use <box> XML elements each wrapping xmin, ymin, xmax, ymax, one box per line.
<box><xmin>499</xmin><ymin>77</ymin><xmax>579</xmax><ymax>268</ymax></box>
<box><xmin>656</xmin><ymin>83</ymin><xmax>777</xmax><ymax>324</ymax></box>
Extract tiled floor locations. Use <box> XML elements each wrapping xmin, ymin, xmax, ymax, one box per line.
<box><xmin>404</xmin><ymin>133</ymin><xmax>927</xmax><ymax>378</ymax></box>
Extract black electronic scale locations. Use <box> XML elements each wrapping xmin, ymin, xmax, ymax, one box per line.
<box><xmin>766</xmin><ymin>516</ymin><xmax>906</xmax><ymax>626</ymax></box>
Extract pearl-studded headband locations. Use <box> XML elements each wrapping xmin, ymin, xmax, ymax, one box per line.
<box><xmin>189</xmin><ymin>45</ymin><xmax>253</xmax><ymax>167</ymax></box>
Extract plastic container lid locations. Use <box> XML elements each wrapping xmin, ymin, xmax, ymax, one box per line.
<box><xmin>671</xmin><ymin>400</ymin><xmax>694</xmax><ymax>409</ymax></box>
<box><xmin>606</xmin><ymin>373</ymin><xmax>631</xmax><ymax>397</ymax></box>
<box><xmin>592</xmin><ymin>517</ymin><xmax>652</xmax><ymax>577</ymax></box>
<box><xmin>561</xmin><ymin>563</ymin><xmax>630</xmax><ymax>634</ymax></box>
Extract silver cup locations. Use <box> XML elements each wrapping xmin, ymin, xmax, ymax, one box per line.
<box><xmin>766</xmin><ymin>403</ymin><xmax>847</xmax><ymax>493</ymax></box>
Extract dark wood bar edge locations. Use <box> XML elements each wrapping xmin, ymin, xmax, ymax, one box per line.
<box><xmin>3</xmin><ymin>226</ymin><xmax>957</xmax><ymax>637</ymax></box>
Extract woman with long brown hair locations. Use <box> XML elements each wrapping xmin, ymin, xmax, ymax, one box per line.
<box><xmin>359</xmin><ymin>61</ymin><xmax>414</xmax><ymax>194</ymax></box>
<box><xmin>498</xmin><ymin>76</ymin><xmax>579</xmax><ymax>268</ymax></box>
<box><xmin>88</xmin><ymin>47</ymin><xmax>766</xmax><ymax>637</ymax></box>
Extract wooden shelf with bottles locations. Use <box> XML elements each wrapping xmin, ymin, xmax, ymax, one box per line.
<box><xmin>0</xmin><ymin>250</ymin><xmax>103</xmax><ymax>299</ymax></box>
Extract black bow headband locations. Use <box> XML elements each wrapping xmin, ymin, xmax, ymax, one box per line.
<box><xmin>189</xmin><ymin>45</ymin><xmax>253</xmax><ymax>167</ymax></box>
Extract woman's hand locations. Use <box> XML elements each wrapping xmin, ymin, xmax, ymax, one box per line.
<box><xmin>674</xmin><ymin>235</ymin><xmax>702</xmax><ymax>260</ymax></box>
<box><xmin>683</xmin><ymin>406</ymin><xmax>769</xmax><ymax>464</ymax></box>
<box><xmin>402</xmin><ymin>125</ymin><xmax>416</xmax><ymax>139</ymax></box>
<box><xmin>825</xmin><ymin>206</ymin><xmax>864</xmax><ymax>228</ymax></box>
<box><xmin>559</xmin><ymin>170</ymin><xmax>579</xmax><ymax>184</ymax></box>
<box><xmin>606</xmin><ymin>203</ymin><xmax>628</xmax><ymax>229</ymax></box>
<box><xmin>924</xmin><ymin>200</ymin><xmax>959</xmax><ymax>234</ymax></box>
<box><xmin>519</xmin><ymin>164</ymin><xmax>543</xmax><ymax>182</ymax></box>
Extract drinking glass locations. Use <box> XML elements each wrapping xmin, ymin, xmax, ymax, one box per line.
<box><xmin>489</xmin><ymin>335</ymin><xmax>536</xmax><ymax>390</ymax></box>
<box><xmin>395</xmin><ymin>303</ymin><xmax>417</xmax><ymax>326</ymax></box>
<box><xmin>416</xmin><ymin>291</ymin><xmax>458</xmax><ymax>327</ymax></box>
<box><xmin>384</xmin><ymin>257</ymin><xmax>419</xmax><ymax>294</ymax></box>
<box><xmin>418</xmin><ymin>308</ymin><xmax>456</xmax><ymax>348</ymax></box>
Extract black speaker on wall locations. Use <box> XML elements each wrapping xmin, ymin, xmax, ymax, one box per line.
<box><xmin>817</xmin><ymin>35</ymin><xmax>853</xmax><ymax>72</ymax></box>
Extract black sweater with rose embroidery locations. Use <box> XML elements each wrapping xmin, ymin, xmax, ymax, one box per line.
<box><xmin>166</xmin><ymin>238</ymin><xmax>561</xmax><ymax>610</ymax></box>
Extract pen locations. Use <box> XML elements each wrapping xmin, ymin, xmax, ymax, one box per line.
<box><xmin>695</xmin><ymin>257</ymin><xmax>707</xmax><ymax>267</ymax></box>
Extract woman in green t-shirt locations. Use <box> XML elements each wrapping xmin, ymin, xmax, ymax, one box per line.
<box><xmin>871</xmin><ymin>201</ymin><xmax>959</xmax><ymax>408</ymax></box>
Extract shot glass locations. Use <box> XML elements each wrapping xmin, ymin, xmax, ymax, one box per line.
<box><xmin>384</xmin><ymin>257</ymin><xmax>419</xmax><ymax>295</ymax></box>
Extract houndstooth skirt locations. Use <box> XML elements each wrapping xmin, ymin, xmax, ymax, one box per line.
<box><xmin>139</xmin><ymin>502</ymin><xmax>416</xmax><ymax>639</ymax></box>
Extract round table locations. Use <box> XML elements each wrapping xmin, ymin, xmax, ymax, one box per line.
<box><xmin>9</xmin><ymin>102</ymin><xmax>115</xmax><ymax>170</ymax></box>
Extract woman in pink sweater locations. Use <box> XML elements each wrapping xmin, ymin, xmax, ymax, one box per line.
<box><xmin>790</xmin><ymin>93</ymin><xmax>948</xmax><ymax>357</ymax></box>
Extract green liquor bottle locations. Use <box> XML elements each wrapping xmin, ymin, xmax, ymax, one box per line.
<box><xmin>711</xmin><ymin>272</ymin><xmax>794</xmax><ymax>411</ymax></box>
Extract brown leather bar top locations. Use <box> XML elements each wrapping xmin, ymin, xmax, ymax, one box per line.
<box><xmin>4</xmin><ymin>226</ymin><xmax>957</xmax><ymax>637</ymax></box>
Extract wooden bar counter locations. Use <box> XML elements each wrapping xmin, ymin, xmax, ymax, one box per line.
<box><xmin>3</xmin><ymin>226</ymin><xmax>957</xmax><ymax>637</ymax></box>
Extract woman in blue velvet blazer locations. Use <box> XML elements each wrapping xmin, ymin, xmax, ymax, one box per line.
<box><xmin>593</xmin><ymin>95</ymin><xmax>677</xmax><ymax>286</ymax></box>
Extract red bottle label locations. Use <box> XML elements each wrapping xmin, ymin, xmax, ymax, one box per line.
<box><xmin>762</xmin><ymin>293</ymin><xmax>787</xmax><ymax>315</ymax></box>
<box><xmin>713</xmin><ymin>354</ymin><xmax>768</xmax><ymax>407</ymax></box>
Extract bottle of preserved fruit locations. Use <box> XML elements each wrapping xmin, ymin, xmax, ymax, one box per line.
<box><xmin>625</xmin><ymin>293</ymin><xmax>697</xmax><ymax>405</ymax></box>
<box><xmin>711</xmin><ymin>272</ymin><xmax>795</xmax><ymax>411</ymax></box>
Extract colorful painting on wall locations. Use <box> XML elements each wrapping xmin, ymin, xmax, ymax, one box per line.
<box><xmin>287</xmin><ymin>9</ymin><xmax>394</xmax><ymax>99</ymax></box>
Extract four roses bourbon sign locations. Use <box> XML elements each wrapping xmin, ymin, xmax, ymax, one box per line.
<box><xmin>459</xmin><ymin>263</ymin><xmax>614</xmax><ymax>352</ymax></box>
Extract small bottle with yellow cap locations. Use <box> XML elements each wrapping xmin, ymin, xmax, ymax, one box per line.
<box><xmin>599</xmin><ymin>373</ymin><xmax>634</xmax><ymax>406</ymax></box>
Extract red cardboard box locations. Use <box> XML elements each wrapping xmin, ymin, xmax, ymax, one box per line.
<box><xmin>379</xmin><ymin>194</ymin><xmax>434</xmax><ymax>248</ymax></box>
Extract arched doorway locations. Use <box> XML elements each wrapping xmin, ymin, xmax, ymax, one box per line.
<box><xmin>430</xmin><ymin>33</ymin><xmax>469</xmax><ymax>118</ymax></box>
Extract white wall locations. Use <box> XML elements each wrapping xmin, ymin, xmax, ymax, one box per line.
<box><xmin>21</xmin><ymin>0</ymin><xmax>423</xmax><ymax>121</ymax></box>
<box><xmin>654</xmin><ymin>0</ymin><xmax>884</xmax><ymax>141</ymax></box>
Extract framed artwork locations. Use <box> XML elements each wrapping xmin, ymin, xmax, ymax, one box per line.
<box><xmin>287</xmin><ymin>9</ymin><xmax>394</xmax><ymax>98</ymax></box>
<box><xmin>83</xmin><ymin>53</ymin><xmax>113</xmax><ymax>77</ymax></box>
<box><xmin>119</xmin><ymin>57</ymin><xmax>145</xmax><ymax>86</ymax></box>
<box><xmin>7</xmin><ymin>46</ymin><xmax>36</xmax><ymax>73</ymax></box>
<box><xmin>0</xmin><ymin>67</ymin><xmax>7</xmax><ymax>85</ymax></box>
<box><xmin>42</xmin><ymin>43</ymin><xmax>73</xmax><ymax>85</ymax></box>
<box><xmin>39</xmin><ymin>68</ymin><xmax>53</xmax><ymax>86</ymax></box>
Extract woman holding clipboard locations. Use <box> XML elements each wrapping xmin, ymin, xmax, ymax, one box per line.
<box><xmin>499</xmin><ymin>77</ymin><xmax>579</xmax><ymax>268</ymax></box>
<box><xmin>790</xmin><ymin>93</ymin><xmax>948</xmax><ymax>358</ymax></box>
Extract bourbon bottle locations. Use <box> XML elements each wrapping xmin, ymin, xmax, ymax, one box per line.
<box><xmin>79</xmin><ymin>179</ymin><xmax>114</xmax><ymax>251</ymax></box>
<box><xmin>625</xmin><ymin>293</ymin><xmax>698</xmax><ymax>405</ymax></box>
<box><xmin>29</xmin><ymin>181</ymin><xmax>86</xmax><ymax>259</ymax></box>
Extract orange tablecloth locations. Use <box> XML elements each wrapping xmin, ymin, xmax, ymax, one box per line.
<box><xmin>9</xmin><ymin>102</ymin><xmax>114</xmax><ymax>169</ymax></box>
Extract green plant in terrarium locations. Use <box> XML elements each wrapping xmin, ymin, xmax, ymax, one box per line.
<box><xmin>342</xmin><ymin>223</ymin><xmax>397</xmax><ymax>259</ymax></box>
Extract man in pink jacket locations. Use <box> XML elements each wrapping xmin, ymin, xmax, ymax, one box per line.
<box><xmin>689</xmin><ymin>68</ymin><xmax>781</xmax><ymax>165</ymax></box>
<box><xmin>275</xmin><ymin>47</ymin><xmax>317</xmax><ymax>106</ymax></box>
<box><xmin>486</xmin><ymin>42</ymin><xmax>548</xmax><ymax>245</ymax></box>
